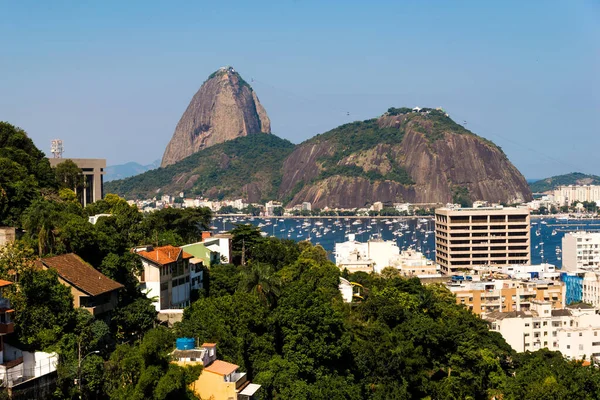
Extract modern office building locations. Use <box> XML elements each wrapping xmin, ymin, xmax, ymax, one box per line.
<box><xmin>562</xmin><ymin>231</ymin><xmax>600</xmax><ymax>271</ymax></box>
<box><xmin>435</xmin><ymin>206</ymin><xmax>530</xmax><ymax>274</ymax></box>
<box><xmin>48</xmin><ymin>158</ymin><xmax>106</xmax><ymax>206</ymax></box>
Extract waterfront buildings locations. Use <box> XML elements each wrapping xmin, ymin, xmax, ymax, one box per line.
<box><xmin>171</xmin><ymin>342</ymin><xmax>260</xmax><ymax>400</ymax></box>
<box><xmin>335</xmin><ymin>234</ymin><xmax>437</xmax><ymax>276</ymax></box>
<box><xmin>135</xmin><ymin>245</ymin><xmax>193</xmax><ymax>311</ymax></box>
<box><xmin>435</xmin><ymin>206</ymin><xmax>531</xmax><ymax>274</ymax></box>
<box><xmin>38</xmin><ymin>253</ymin><xmax>123</xmax><ymax>316</ymax></box>
<box><xmin>562</xmin><ymin>231</ymin><xmax>600</xmax><ymax>271</ymax></box>
<box><xmin>485</xmin><ymin>301</ymin><xmax>600</xmax><ymax>361</ymax></box>
<box><xmin>553</xmin><ymin>185</ymin><xmax>600</xmax><ymax>206</ymax></box>
<box><xmin>48</xmin><ymin>158</ymin><xmax>106</xmax><ymax>207</ymax></box>
<box><xmin>447</xmin><ymin>276</ymin><xmax>564</xmax><ymax>314</ymax></box>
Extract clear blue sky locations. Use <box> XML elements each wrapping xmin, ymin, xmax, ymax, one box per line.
<box><xmin>1</xmin><ymin>0</ymin><xmax>598</xmax><ymax>178</ymax></box>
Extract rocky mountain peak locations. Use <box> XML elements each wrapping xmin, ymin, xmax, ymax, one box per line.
<box><xmin>161</xmin><ymin>67</ymin><xmax>271</xmax><ymax>167</ymax></box>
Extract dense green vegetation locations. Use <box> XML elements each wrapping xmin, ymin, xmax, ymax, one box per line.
<box><xmin>106</xmin><ymin>134</ymin><xmax>295</xmax><ymax>200</ymax></box>
<box><xmin>530</xmin><ymin>172</ymin><xmax>600</xmax><ymax>193</ymax></box>
<box><xmin>0</xmin><ymin>122</ymin><xmax>57</xmax><ymax>225</ymax></box>
<box><xmin>173</xmin><ymin>224</ymin><xmax>600</xmax><ymax>399</ymax></box>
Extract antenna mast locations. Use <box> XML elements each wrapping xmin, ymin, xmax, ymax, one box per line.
<box><xmin>51</xmin><ymin>139</ymin><xmax>64</xmax><ymax>158</ymax></box>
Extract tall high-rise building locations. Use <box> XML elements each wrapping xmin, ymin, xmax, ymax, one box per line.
<box><xmin>435</xmin><ymin>206</ymin><xmax>531</xmax><ymax>274</ymax></box>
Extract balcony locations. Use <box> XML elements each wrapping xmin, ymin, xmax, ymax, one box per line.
<box><xmin>0</xmin><ymin>322</ymin><xmax>14</xmax><ymax>334</ymax></box>
<box><xmin>231</xmin><ymin>372</ymin><xmax>247</xmax><ymax>390</ymax></box>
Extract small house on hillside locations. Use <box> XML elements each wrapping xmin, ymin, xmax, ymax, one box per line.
<box><xmin>171</xmin><ymin>341</ymin><xmax>260</xmax><ymax>400</ymax></box>
<box><xmin>134</xmin><ymin>245</ymin><xmax>193</xmax><ymax>311</ymax></box>
<box><xmin>39</xmin><ymin>253</ymin><xmax>123</xmax><ymax>316</ymax></box>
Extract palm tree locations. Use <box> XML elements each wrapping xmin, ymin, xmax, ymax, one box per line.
<box><xmin>242</xmin><ymin>262</ymin><xmax>281</xmax><ymax>308</ymax></box>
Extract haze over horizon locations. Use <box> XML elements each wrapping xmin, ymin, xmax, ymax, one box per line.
<box><xmin>1</xmin><ymin>0</ymin><xmax>598</xmax><ymax>179</ymax></box>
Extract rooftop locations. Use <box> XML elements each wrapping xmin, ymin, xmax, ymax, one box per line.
<box><xmin>39</xmin><ymin>253</ymin><xmax>123</xmax><ymax>296</ymax></box>
<box><xmin>204</xmin><ymin>360</ymin><xmax>239</xmax><ymax>376</ymax></box>
<box><xmin>136</xmin><ymin>245</ymin><xmax>193</xmax><ymax>266</ymax></box>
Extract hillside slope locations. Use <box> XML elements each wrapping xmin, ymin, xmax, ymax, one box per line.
<box><xmin>161</xmin><ymin>66</ymin><xmax>270</xmax><ymax>167</ymax></box>
<box><xmin>106</xmin><ymin>134</ymin><xmax>294</xmax><ymax>202</ymax></box>
<box><xmin>279</xmin><ymin>108</ymin><xmax>532</xmax><ymax>208</ymax></box>
<box><xmin>530</xmin><ymin>172</ymin><xmax>600</xmax><ymax>193</ymax></box>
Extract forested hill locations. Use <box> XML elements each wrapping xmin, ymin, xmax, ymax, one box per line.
<box><xmin>105</xmin><ymin>133</ymin><xmax>295</xmax><ymax>202</ymax></box>
<box><xmin>107</xmin><ymin>107</ymin><xmax>533</xmax><ymax>207</ymax></box>
<box><xmin>278</xmin><ymin>108</ymin><xmax>532</xmax><ymax>208</ymax></box>
<box><xmin>530</xmin><ymin>172</ymin><xmax>600</xmax><ymax>193</ymax></box>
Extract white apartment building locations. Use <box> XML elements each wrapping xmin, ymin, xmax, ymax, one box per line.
<box><xmin>553</xmin><ymin>185</ymin><xmax>600</xmax><ymax>206</ymax></box>
<box><xmin>562</xmin><ymin>231</ymin><xmax>600</xmax><ymax>271</ymax></box>
<box><xmin>389</xmin><ymin>249</ymin><xmax>440</xmax><ymax>278</ymax></box>
<box><xmin>134</xmin><ymin>245</ymin><xmax>193</xmax><ymax>311</ymax></box>
<box><xmin>435</xmin><ymin>206</ymin><xmax>531</xmax><ymax>274</ymax></box>
<box><xmin>485</xmin><ymin>301</ymin><xmax>600</xmax><ymax>360</ymax></box>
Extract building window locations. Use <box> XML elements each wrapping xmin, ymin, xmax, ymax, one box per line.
<box><xmin>580</xmin><ymin>332</ymin><xmax>583</xmax><ymax>337</ymax></box>
<box><xmin>567</xmin><ymin>345</ymin><xmax>571</xmax><ymax>349</ymax></box>
<box><xmin>567</xmin><ymin>333</ymin><xmax>571</xmax><ymax>337</ymax></box>
<box><xmin>579</xmin><ymin>344</ymin><xmax>584</xmax><ymax>351</ymax></box>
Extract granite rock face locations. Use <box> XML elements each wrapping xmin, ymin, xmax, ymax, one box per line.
<box><xmin>161</xmin><ymin>67</ymin><xmax>271</xmax><ymax>167</ymax></box>
<box><xmin>279</xmin><ymin>112</ymin><xmax>532</xmax><ymax>208</ymax></box>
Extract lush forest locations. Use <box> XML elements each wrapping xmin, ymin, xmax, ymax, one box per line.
<box><xmin>530</xmin><ymin>172</ymin><xmax>600</xmax><ymax>193</ymax></box>
<box><xmin>105</xmin><ymin>134</ymin><xmax>295</xmax><ymax>201</ymax></box>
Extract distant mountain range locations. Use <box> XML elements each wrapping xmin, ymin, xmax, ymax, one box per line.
<box><xmin>104</xmin><ymin>160</ymin><xmax>160</xmax><ymax>182</ymax></box>
<box><xmin>529</xmin><ymin>172</ymin><xmax>600</xmax><ymax>193</ymax></box>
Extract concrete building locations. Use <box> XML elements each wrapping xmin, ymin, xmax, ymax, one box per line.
<box><xmin>171</xmin><ymin>342</ymin><xmax>260</xmax><ymax>400</ymax></box>
<box><xmin>553</xmin><ymin>185</ymin><xmax>600</xmax><ymax>206</ymax></box>
<box><xmin>48</xmin><ymin>158</ymin><xmax>106</xmax><ymax>207</ymax></box>
<box><xmin>39</xmin><ymin>254</ymin><xmax>123</xmax><ymax>316</ymax></box>
<box><xmin>390</xmin><ymin>249</ymin><xmax>440</xmax><ymax>278</ymax></box>
<box><xmin>485</xmin><ymin>301</ymin><xmax>600</xmax><ymax>361</ymax></box>
<box><xmin>435</xmin><ymin>206</ymin><xmax>531</xmax><ymax>274</ymax></box>
<box><xmin>448</xmin><ymin>277</ymin><xmax>564</xmax><ymax>315</ymax></box>
<box><xmin>0</xmin><ymin>227</ymin><xmax>15</xmax><ymax>247</ymax></box>
<box><xmin>0</xmin><ymin>280</ymin><xmax>59</xmax><ymax>394</ymax></box>
<box><xmin>562</xmin><ymin>231</ymin><xmax>600</xmax><ymax>271</ymax></box>
<box><xmin>180</xmin><ymin>241</ymin><xmax>220</xmax><ymax>292</ymax></box>
<box><xmin>335</xmin><ymin>234</ymin><xmax>435</xmax><ymax>275</ymax></box>
<box><xmin>203</xmin><ymin>232</ymin><xmax>232</xmax><ymax>264</ymax></box>
<box><xmin>135</xmin><ymin>245</ymin><xmax>193</xmax><ymax>311</ymax></box>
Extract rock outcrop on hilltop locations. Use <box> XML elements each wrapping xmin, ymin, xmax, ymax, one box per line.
<box><xmin>161</xmin><ymin>66</ymin><xmax>271</xmax><ymax>167</ymax></box>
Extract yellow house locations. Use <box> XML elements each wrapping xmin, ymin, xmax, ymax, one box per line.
<box><xmin>171</xmin><ymin>343</ymin><xmax>260</xmax><ymax>400</ymax></box>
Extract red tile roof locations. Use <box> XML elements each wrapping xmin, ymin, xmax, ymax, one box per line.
<box><xmin>40</xmin><ymin>253</ymin><xmax>123</xmax><ymax>296</ymax></box>
<box><xmin>204</xmin><ymin>360</ymin><xmax>239</xmax><ymax>376</ymax></box>
<box><xmin>0</xmin><ymin>280</ymin><xmax>12</xmax><ymax>288</ymax></box>
<box><xmin>136</xmin><ymin>245</ymin><xmax>193</xmax><ymax>266</ymax></box>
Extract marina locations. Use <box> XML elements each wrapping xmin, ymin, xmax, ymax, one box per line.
<box><xmin>213</xmin><ymin>216</ymin><xmax>600</xmax><ymax>268</ymax></box>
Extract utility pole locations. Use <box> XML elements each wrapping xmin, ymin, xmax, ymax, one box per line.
<box><xmin>77</xmin><ymin>344</ymin><xmax>100</xmax><ymax>400</ymax></box>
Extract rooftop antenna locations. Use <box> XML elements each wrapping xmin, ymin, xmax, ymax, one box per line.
<box><xmin>51</xmin><ymin>139</ymin><xmax>63</xmax><ymax>158</ymax></box>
